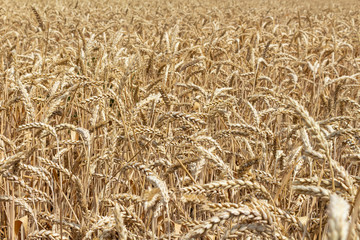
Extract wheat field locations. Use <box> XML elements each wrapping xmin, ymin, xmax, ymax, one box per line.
<box><xmin>1</xmin><ymin>0</ymin><xmax>360</xmax><ymax>239</ymax></box>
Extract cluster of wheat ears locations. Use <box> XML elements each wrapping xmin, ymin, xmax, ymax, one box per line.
<box><xmin>1</xmin><ymin>0</ymin><xmax>360</xmax><ymax>239</ymax></box>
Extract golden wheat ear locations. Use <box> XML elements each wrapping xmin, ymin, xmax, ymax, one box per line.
<box><xmin>31</xmin><ymin>6</ymin><xmax>44</xmax><ymax>31</ymax></box>
<box><xmin>3</xmin><ymin>0</ymin><xmax>360</xmax><ymax>239</ymax></box>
